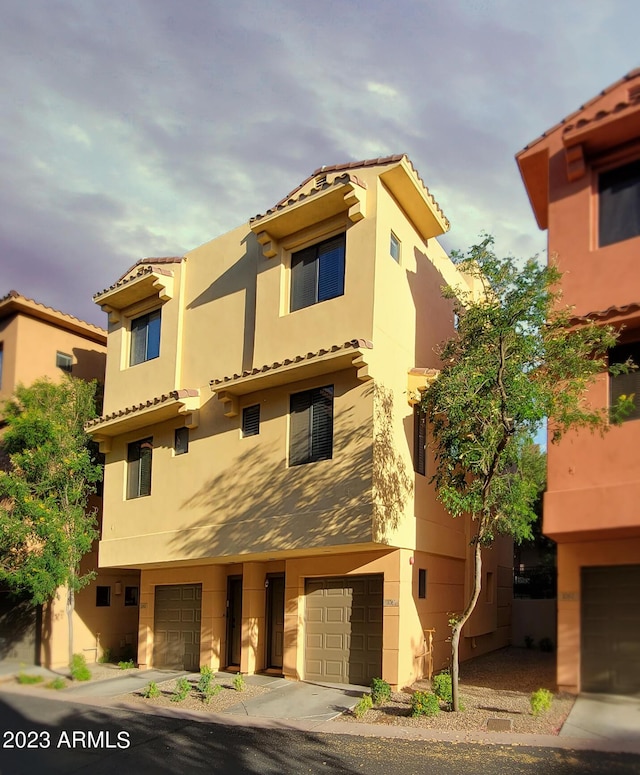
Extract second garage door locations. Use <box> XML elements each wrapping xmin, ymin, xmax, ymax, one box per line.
<box><xmin>153</xmin><ymin>584</ymin><xmax>202</xmax><ymax>670</ymax></box>
<box><xmin>305</xmin><ymin>574</ymin><xmax>383</xmax><ymax>686</ymax></box>
<box><xmin>581</xmin><ymin>565</ymin><xmax>640</xmax><ymax>694</ymax></box>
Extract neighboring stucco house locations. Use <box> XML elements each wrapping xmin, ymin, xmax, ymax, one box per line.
<box><xmin>88</xmin><ymin>155</ymin><xmax>512</xmax><ymax>688</ymax></box>
<box><xmin>0</xmin><ymin>290</ymin><xmax>140</xmax><ymax>668</ymax></box>
<box><xmin>517</xmin><ymin>70</ymin><xmax>640</xmax><ymax>694</ymax></box>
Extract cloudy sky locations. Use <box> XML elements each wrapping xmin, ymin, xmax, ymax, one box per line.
<box><xmin>1</xmin><ymin>0</ymin><xmax>638</xmax><ymax>327</ymax></box>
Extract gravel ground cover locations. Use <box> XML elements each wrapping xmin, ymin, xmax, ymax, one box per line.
<box><xmin>335</xmin><ymin>647</ymin><xmax>574</xmax><ymax>735</ymax></box>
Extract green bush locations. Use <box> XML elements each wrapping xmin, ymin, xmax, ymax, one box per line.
<box><xmin>353</xmin><ymin>693</ymin><xmax>373</xmax><ymax>719</ymax></box>
<box><xmin>46</xmin><ymin>677</ymin><xmax>67</xmax><ymax>691</ymax></box>
<box><xmin>197</xmin><ymin>666</ymin><xmax>215</xmax><ymax>694</ymax></box>
<box><xmin>143</xmin><ymin>681</ymin><xmax>161</xmax><ymax>699</ymax></box>
<box><xmin>16</xmin><ymin>672</ymin><xmax>44</xmax><ymax>685</ymax></box>
<box><xmin>202</xmin><ymin>682</ymin><xmax>222</xmax><ymax>704</ymax></box>
<box><xmin>431</xmin><ymin>672</ymin><xmax>452</xmax><ymax>705</ymax></box>
<box><xmin>69</xmin><ymin>653</ymin><xmax>92</xmax><ymax>682</ymax></box>
<box><xmin>530</xmin><ymin>688</ymin><xmax>553</xmax><ymax>716</ymax></box>
<box><xmin>98</xmin><ymin>648</ymin><xmax>112</xmax><ymax>664</ymax></box>
<box><xmin>171</xmin><ymin>677</ymin><xmax>191</xmax><ymax>702</ymax></box>
<box><xmin>370</xmin><ymin>677</ymin><xmax>391</xmax><ymax>706</ymax></box>
<box><xmin>232</xmin><ymin>674</ymin><xmax>246</xmax><ymax>692</ymax></box>
<box><xmin>118</xmin><ymin>659</ymin><xmax>136</xmax><ymax>670</ymax></box>
<box><xmin>411</xmin><ymin>691</ymin><xmax>440</xmax><ymax>717</ymax></box>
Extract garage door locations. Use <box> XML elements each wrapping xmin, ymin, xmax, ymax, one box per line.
<box><xmin>581</xmin><ymin>565</ymin><xmax>640</xmax><ymax>694</ymax></box>
<box><xmin>305</xmin><ymin>574</ymin><xmax>382</xmax><ymax>686</ymax></box>
<box><xmin>153</xmin><ymin>584</ymin><xmax>202</xmax><ymax>670</ymax></box>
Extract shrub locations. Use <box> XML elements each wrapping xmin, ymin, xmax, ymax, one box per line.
<box><xmin>46</xmin><ymin>677</ymin><xmax>67</xmax><ymax>691</ymax></box>
<box><xmin>118</xmin><ymin>659</ymin><xmax>136</xmax><ymax>670</ymax></box>
<box><xmin>98</xmin><ymin>648</ymin><xmax>112</xmax><ymax>664</ymax></box>
<box><xmin>411</xmin><ymin>691</ymin><xmax>440</xmax><ymax>717</ymax></box>
<box><xmin>197</xmin><ymin>666</ymin><xmax>215</xmax><ymax>694</ymax></box>
<box><xmin>353</xmin><ymin>693</ymin><xmax>373</xmax><ymax>719</ymax></box>
<box><xmin>16</xmin><ymin>672</ymin><xmax>44</xmax><ymax>685</ymax></box>
<box><xmin>539</xmin><ymin>637</ymin><xmax>554</xmax><ymax>653</ymax></box>
<box><xmin>202</xmin><ymin>682</ymin><xmax>222</xmax><ymax>704</ymax></box>
<box><xmin>370</xmin><ymin>677</ymin><xmax>391</xmax><ymax>706</ymax></box>
<box><xmin>171</xmin><ymin>677</ymin><xmax>191</xmax><ymax>702</ymax></box>
<box><xmin>530</xmin><ymin>688</ymin><xmax>553</xmax><ymax>716</ymax></box>
<box><xmin>69</xmin><ymin>653</ymin><xmax>92</xmax><ymax>682</ymax></box>
<box><xmin>233</xmin><ymin>674</ymin><xmax>246</xmax><ymax>692</ymax></box>
<box><xmin>143</xmin><ymin>681</ymin><xmax>161</xmax><ymax>699</ymax></box>
<box><xmin>431</xmin><ymin>671</ymin><xmax>453</xmax><ymax>705</ymax></box>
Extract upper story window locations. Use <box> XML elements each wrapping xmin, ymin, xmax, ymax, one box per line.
<box><xmin>290</xmin><ymin>234</ymin><xmax>345</xmax><ymax>312</ymax></box>
<box><xmin>127</xmin><ymin>437</ymin><xmax>153</xmax><ymax>499</ymax></box>
<box><xmin>174</xmin><ymin>427</ymin><xmax>189</xmax><ymax>455</ymax></box>
<box><xmin>130</xmin><ymin>309</ymin><xmax>161</xmax><ymax>366</ymax></box>
<box><xmin>390</xmin><ymin>231</ymin><xmax>401</xmax><ymax>263</ymax></box>
<box><xmin>609</xmin><ymin>340</ymin><xmax>640</xmax><ymax>422</ymax></box>
<box><xmin>56</xmin><ymin>351</ymin><xmax>72</xmax><ymax>373</ymax></box>
<box><xmin>242</xmin><ymin>404</ymin><xmax>260</xmax><ymax>437</ymax></box>
<box><xmin>289</xmin><ymin>385</ymin><xmax>334</xmax><ymax>466</ymax></box>
<box><xmin>599</xmin><ymin>159</ymin><xmax>640</xmax><ymax>247</ymax></box>
<box><xmin>413</xmin><ymin>405</ymin><xmax>426</xmax><ymax>476</ymax></box>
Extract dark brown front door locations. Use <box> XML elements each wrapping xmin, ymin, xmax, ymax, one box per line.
<box><xmin>266</xmin><ymin>574</ymin><xmax>285</xmax><ymax>670</ymax></box>
<box><xmin>226</xmin><ymin>576</ymin><xmax>242</xmax><ymax>667</ymax></box>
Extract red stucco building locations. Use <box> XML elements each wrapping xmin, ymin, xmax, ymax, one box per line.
<box><xmin>517</xmin><ymin>69</ymin><xmax>640</xmax><ymax>694</ymax></box>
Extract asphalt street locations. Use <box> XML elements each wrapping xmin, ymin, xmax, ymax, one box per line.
<box><xmin>1</xmin><ymin>693</ymin><xmax>639</xmax><ymax>775</ymax></box>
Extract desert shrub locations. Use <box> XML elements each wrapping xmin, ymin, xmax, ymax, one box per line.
<box><xmin>233</xmin><ymin>674</ymin><xmax>246</xmax><ymax>692</ymax></box>
<box><xmin>370</xmin><ymin>678</ymin><xmax>391</xmax><ymax>706</ymax></box>
<box><xmin>143</xmin><ymin>681</ymin><xmax>161</xmax><ymax>699</ymax></box>
<box><xmin>530</xmin><ymin>688</ymin><xmax>553</xmax><ymax>716</ymax></box>
<box><xmin>171</xmin><ymin>677</ymin><xmax>191</xmax><ymax>702</ymax></box>
<box><xmin>16</xmin><ymin>672</ymin><xmax>44</xmax><ymax>685</ymax></box>
<box><xmin>411</xmin><ymin>690</ymin><xmax>440</xmax><ymax>717</ymax></box>
<box><xmin>98</xmin><ymin>648</ymin><xmax>112</xmax><ymax>664</ymax></box>
<box><xmin>69</xmin><ymin>653</ymin><xmax>92</xmax><ymax>682</ymax></box>
<box><xmin>353</xmin><ymin>693</ymin><xmax>373</xmax><ymax>719</ymax></box>
<box><xmin>46</xmin><ymin>677</ymin><xmax>67</xmax><ymax>690</ymax></box>
<box><xmin>202</xmin><ymin>682</ymin><xmax>222</xmax><ymax>704</ymax></box>
<box><xmin>432</xmin><ymin>671</ymin><xmax>452</xmax><ymax>705</ymax></box>
<box><xmin>118</xmin><ymin>659</ymin><xmax>136</xmax><ymax>669</ymax></box>
<box><xmin>539</xmin><ymin>637</ymin><xmax>554</xmax><ymax>653</ymax></box>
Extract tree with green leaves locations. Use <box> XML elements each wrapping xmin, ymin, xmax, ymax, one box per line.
<box><xmin>421</xmin><ymin>236</ymin><xmax>632</xmax><ymax>711</ymax></box>
<box><xmin>0</xmin><ymin>377</ymin><xmax>102</xmax><ymax>664</ymax></box>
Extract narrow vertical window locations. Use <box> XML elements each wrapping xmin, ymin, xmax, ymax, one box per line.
<box><xmin>130</xmin><ymin>309</ymin><xmax>161</xmax><ymax>366</ymax></box>
<box><xmin>289</xmin><ymin>386</ymin><xmax>334</xmax><ymax>466</ymax></box>
<box><xmin>485</xmin><ymin>571</ymin><xmax>494</xmax><ymax>603</ymax></box>
<box><xmin>390</xmin><ymin>231</ymin><xmax>401</xmax><ymax>262</ymax></box>
<box><xmin>418</xmin><ymin>568</ymin><xmax>427</xmax><ymax>599</ymax></box>
<box><xmin>242</xmin><ymin>404</ymin><xmax>260</xmax><ymax>437</ymax></box>
<box><xmin>609</xmin><ymin>340</ymin><xmax>640</xmax><ymax>422</ymax></box>
<box><xmin>127</xmin><ymin>437</ymin><xmax>153</xmax><ymax>499</ymax></box>
<box><xmin>174</xmin><ymin>427</ymin><xmax>189</xmax><ymax>455</ymax></box>
<box><xmin>290</xmin><ymin>234</ymin><xmax>345</xmax><ymax>311</ymax></box>
<box><xmin>96</xmin><ymin>586</ymin><xmax>111</xmax><ymax>607</ymax></box>
<box><xmin>414</xmin><ymin>406</ymin><xmax>426</xmax><ymax>476</ymax></box>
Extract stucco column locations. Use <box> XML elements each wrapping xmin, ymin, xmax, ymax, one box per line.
<box><xmin>240</xmin><ymin>562</ymin><xmax>266</xmax><ymax>675</ymax></box>
<box><xmin>201</xmin><ymin>565</ymin><xmax>227</xmax><ymax>670</ymax></box>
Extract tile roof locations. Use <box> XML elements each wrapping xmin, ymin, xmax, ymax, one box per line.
<box><xmin>85</xmin><ymin>388</ymin><xmax>200</xmax><ymax>428</ymax></box>
<box><xmin>93</xmin><ymin>263</ymin><xmax>176</xmax><ymax>301</ymax></box>
<box><xmin>569</xmin><ymin>302</ymin><xmax>640</xmax><ymax>325</ymax></box>
<box><xmin>210</xmin><ymin>338</ymin><xmax>374</xmax><ymax>389</ymax></box>
<box><xmin>115</xmin><ymin>256</ymin><xmax>185</xmax><ymax>284</ymax></box>
<box><xmin>0</xmin><ymin>289</ymin><xmax>107</xmax><ymax>339</ymax></box>
<box><xmin>517</xmin><ymin>68</ymin><xmax>640</xmax><ymax>154</ymax></box>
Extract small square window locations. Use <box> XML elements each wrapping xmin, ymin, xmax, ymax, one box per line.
<box><xmin>290</xmin><ymin>234</ymin><xmax>345</xmax><ymax>311</ymax></box>
<box><xmin>96</xmin><ymin>586</ymin><xmax>111</xmax><ymax>607</ymax></box>
<box><xmin>124</xmin><ymin>586</ymin><xmax>139</xmax><ymax>606</ymax></box>
<box><xmin>56</xmin><ymin>352</ymin><xmax>73</xmax><ymax>372</ymax></box>
<box><xmin>174</xmin><ymin>427</ymin><xmax>189</xmax><ymax>455</ymax></box>
<box><xmin>390</xmin><ymin>232</ymin><xmax>401</xmax><ymax>262</ymax></box>
<box><xmin>242</xmin><ymin>404</ymin><xmax>260</xmax><ymax>437</ymax></box>
<box><xmin>418</xmin><ymin>568</ymin><xmax>427</xmax><ymax>599</ymax></box>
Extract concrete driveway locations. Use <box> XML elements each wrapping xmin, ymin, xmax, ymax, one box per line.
<box><xmin>560</xmin><ymin>693</ymin><xmax>640</xmax><ymax>742</ymax></box>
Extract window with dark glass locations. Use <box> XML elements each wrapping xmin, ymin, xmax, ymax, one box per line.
<box><xmin>125</xmin><ymin>586</ymin><xmax>139</xmax><ymax>607</ymax></box>
<box><xmin>414</xmin><ymin>405</ymin><xmax>426</xmax><ymax>475</ymax></box>
<box><xmin>127</xmin><ymin>437</ymin><xmax>153</xmax><ymax>499</ymax></box>
<box><xmin>290</xmin><ymin>234</ymin><xmax>345</xmax><ymax>311</ymax></box>
<box><xmin>609</xmin><ymin>340</ymin><xmax>640</xmax><ymax>421</ymax></box>
<box><xmin>96</xmin><ymin>586</ymin><xmax>111</xmax><ymax>607</ymax></box>
<box><xmin>174</xmin><ymin>427</ymin><xmax>189</xmax><ymax>455</ymax></box>
<box><xmin>418</xmin><ymin>568</ymin><xmax>427</xmax><ymax>599</ymax></box>
<box><xmin>390</xmin><ymin>231</ymin><xmax>401</xmax><ymax>262</ymax></box>
<box><xmin>289</xmin><ymin>386</ymin><xmax>334</xmax><ymax>466</ymax></box>
<box><xmin>599</xmin><ymin>159</ymin><xmax>640</xmax><ymax>247</ymax></box>
<box><xmin>242</xmin><ymin>404</ymin><xmax>260</xmax><ymax>437</ymax></box>
<box><xmin>130</xmin><ymin>309</ymin><xmax>161</xmax><ymax>366</ymax></box>
<box><xmin>56</xmin><ymin>351</ymin><xmax>72</xmax><ymax>372</ymax></box>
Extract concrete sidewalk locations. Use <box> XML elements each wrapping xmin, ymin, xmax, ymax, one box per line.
<box><xmin>560</xmin><ymin>692</ymin><xmax>640</xmax><ymax>742</ymax></box>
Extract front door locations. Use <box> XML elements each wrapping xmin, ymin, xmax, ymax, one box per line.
<box><xmin>226</xmin><ymin>576</ymin><xmax>242</xmax><ymax>667</ymax></box>
<box><xmin>266</xmin><ymin>574</ymin><xmax>285</xmax><ymax>670</ymax></box>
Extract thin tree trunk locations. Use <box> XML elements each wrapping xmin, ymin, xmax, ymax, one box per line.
<box><xmin>451</xmin><ymin>540</ymin><xmax>483</xmax><ymax>712</ymax></box>
<box><xmin>67</xmin><ymin>583</ymin><xmax>75</xmax><ymax>666</ymax></box>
